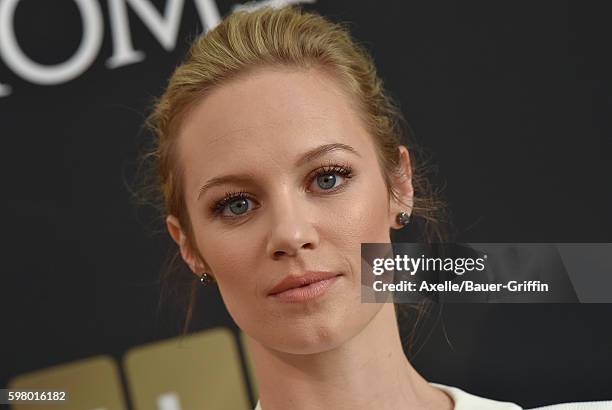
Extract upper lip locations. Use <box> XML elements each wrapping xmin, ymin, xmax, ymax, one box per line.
<box><xmin>268</xmin><ymin>271</ymin><xmax>341</xmax><ymax>296</ymax></box>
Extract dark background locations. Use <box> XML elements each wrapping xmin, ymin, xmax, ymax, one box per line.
<box><xmin>1</xmin><ymin>0</ymin><xmax>611</xmax><ymax>408</ymax></box>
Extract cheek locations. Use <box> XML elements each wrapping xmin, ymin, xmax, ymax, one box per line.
<box><xmin>323</xmin><ymin>173</ymin><xmax>391</xmax><ymax>247</ymax></box>
<box><xmin>194</xmin><ymin>228</ymin><xmax>260</xmax><ymax>306</ymax></box>
<box><xmin>201</xmin><ymin>238</ymin><xmax>263</xmax><ymax>333</ymax></box>
<box><xmin>317</xmin><ymin>172</ymin><xmax>392</xmax><ymax>298</ymax></box>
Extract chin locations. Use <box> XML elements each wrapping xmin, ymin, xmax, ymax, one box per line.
<box><xmin>284</xmin><ymin>327</ymin><xmax>345</xmax><ymax>355</ymax></box>
<box><xmin>269</xmin><ymin>337</ymin><xmax>342</xmax><ymax>356</ymax></box>
<box><xmin>265</xmin><ymin>309</ymin><xmax>369</xmax><ymax>355</ymax></box>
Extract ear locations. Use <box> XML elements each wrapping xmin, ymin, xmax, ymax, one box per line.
<box><xmin>388</xmin><ymin>145</ymin><xmax>414</xmax><ymax>229</ymax></box>
<box><xmin>166</xmin><ymin>214</ymin><xmax>206</xmax><ymax>274</ymax></box>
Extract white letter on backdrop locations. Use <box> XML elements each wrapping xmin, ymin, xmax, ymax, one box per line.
<box><xmin>193</xmin><ymin>0</ymin><xmax>221</xmax><ymax>32</ymax></box>
<box><xmin>106</xmin><ymin>0</ymin><xmax>222</xmax><ymax>69</ymax></box>
<box><xmin>0</xmin><ymin>0</ymin><xmax>103</xmax><ymax>85</ymax></box>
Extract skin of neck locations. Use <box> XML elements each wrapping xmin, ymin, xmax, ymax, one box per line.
<box><xmin>247</xmin><ymin>303</ymin><xmax>453</xmax><ymax>410</ymax></box>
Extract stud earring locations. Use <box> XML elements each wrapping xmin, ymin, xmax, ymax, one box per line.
<box><xmin>396</xmin><ymin>211</ymin><xmax>411</xmax><ymax>226</ymax></box>
<box><xmin>200</xmin><ymin>272</ymin><xmax>214</xmax><ymax>285</ymax></box>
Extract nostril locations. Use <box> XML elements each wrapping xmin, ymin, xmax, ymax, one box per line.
<box><xmin>301</xmin><ymin>242</ymin><xmax>315</xmax><ymax>250</ymax></box>
<box><xmin>273</xmin><ymin>249</ymin><xmax>296</xmax><ymax>259</ymax></box>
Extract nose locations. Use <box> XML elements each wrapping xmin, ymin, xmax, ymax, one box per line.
<box><xmin>265</xmin><ymin>190</ymin><xmax>320</xmax><ymax>259</ymax></box>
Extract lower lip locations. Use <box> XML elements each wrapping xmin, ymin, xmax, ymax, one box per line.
<box><xmin>269</xmin><ymin>275</ymin><xmax>342</xmax><ymax>303</ymax></box>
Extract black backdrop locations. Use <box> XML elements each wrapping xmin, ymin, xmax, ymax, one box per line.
<box><xmin>1</xmin><ymin>0</ymin><xmax>611</xmax><ymax>408</ymax></box>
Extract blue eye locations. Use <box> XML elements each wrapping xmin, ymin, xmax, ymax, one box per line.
<box><xmin>212</xmin><ymin>191</ymin><xmax>255</xmax><ymax>218</ymax></box>
<box><xmin>316</xmin><ymin>173</ymin><xmax>339</xmax><ymax>189</ymax></box>
<box><xmin>228</xmin><ymin>197</ymin><xmax>249</xmax><ymax>215</ymax></box>
<box><xmin>311</xmin><ymin>164</ymin><xmax>353</xmax><ymax>192</ymax></box>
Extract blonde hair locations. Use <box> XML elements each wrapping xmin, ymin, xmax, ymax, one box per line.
<box><xmin>138</xmin><ymin>5</ymin><xmax>447</xmax><ymax>345</ymax></box>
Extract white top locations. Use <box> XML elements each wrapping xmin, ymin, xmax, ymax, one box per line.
<box><xmin>253</xmin><ymin>382</ymin><xmax>612</xmax><ymax>409</ymax></box>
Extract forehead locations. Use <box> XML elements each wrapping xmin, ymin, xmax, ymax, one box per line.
<box><xmin>176</xmin><ymin>66</ymin><xmax>375</xmax><ymax>192</ymax></box>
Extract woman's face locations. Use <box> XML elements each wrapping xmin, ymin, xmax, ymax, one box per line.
<box><xmin>168</xmin><ymin>66</ymin><xmax>412</xmax><ymax>354</ymax></box>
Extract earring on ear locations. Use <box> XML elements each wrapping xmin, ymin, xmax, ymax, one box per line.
<box><xmin>200</xmin><ymin>272</ymin><xmax>214</xmax><ymax>286</ymax></box>
<box><xmin>396</xmin><ymin>211</ymin><xmax>411</xmax><ymax>227</ymax></box>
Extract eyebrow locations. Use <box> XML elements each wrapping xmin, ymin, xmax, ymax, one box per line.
<box><xmin>196</xmin><ymin>142</ymin><xmax>360</xmax><ymax>200</ymax></box>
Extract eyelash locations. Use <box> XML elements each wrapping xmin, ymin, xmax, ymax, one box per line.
<box><xmin>209</xmin><ymin>162</ymin><xmax>354</xmax><ymax>219</ymax></box>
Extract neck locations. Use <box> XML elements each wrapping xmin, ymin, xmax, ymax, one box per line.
<box><xmin>247</xmin><ymin>304</ymin><xmax>453</xmax><ymax>410</ymax></box>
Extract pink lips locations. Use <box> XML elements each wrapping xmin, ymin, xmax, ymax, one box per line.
<box><xmin>268</xmin><ymin>271</ymin><xmax>342</xmax><ymax>302</ymax></box>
